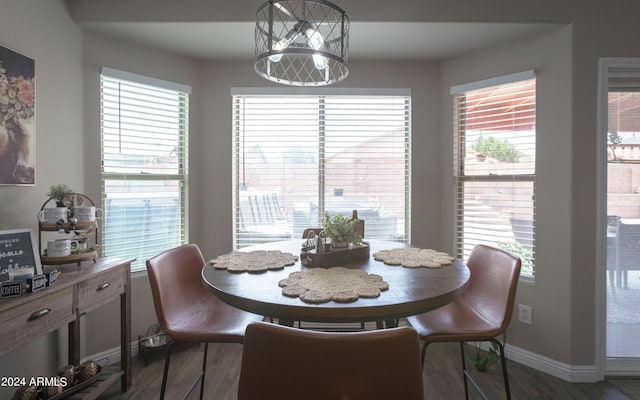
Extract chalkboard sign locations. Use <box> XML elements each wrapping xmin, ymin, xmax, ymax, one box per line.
<box><xmin>0</xmin><ymin>229</ymin><xmax>42</xmax><ymax>283</ymax></box>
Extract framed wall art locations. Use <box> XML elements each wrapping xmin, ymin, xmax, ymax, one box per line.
<box><xmin>0</xmin><ymin>45</ymin><xmax>35</xmax><ymax>185</ymax></box>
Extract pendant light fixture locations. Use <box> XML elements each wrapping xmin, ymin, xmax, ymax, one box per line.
<box><xmin>255</xmin><ymin>0</ymin><xmax>349</xmax><ymax>86</ymax></box>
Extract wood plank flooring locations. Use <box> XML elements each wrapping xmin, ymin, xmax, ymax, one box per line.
<box><xmin>99</xmin><ymin>338</ymin><xmax>630</xmax><ymax>400</ymax></box>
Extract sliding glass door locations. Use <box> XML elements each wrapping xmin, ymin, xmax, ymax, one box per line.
<box><xmin>606</xmin><ymin>83</ymin><xmax>640</xmax><ymax>368</ymax></box>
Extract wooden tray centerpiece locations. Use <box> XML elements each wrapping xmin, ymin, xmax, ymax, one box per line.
<box><xmin>300</xmin><ymin>242</ymin><xmax>370</xmax><ymax>268</ymax></box>
<box><xmin>300</xmin><ymin>212</ymin><xmax>368</xmax><ymax>268</ymax></box>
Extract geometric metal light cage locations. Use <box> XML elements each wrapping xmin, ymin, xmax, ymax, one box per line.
<box><xmin>255</xmin><ymin>0</ymin><xmax>349</xmax><ymax>86</ymax></box>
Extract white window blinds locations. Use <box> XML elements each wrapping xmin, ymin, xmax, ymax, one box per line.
<box><xmin>453</xmin><ymin>73</ymin><xmax>536</xmax><ymax>276</ymax></box>
<box><xmin>232</xmin><ymin>90</ymin><xmax>411</xmax><ymax>249</ymax></box>
<box><xmin>100</xmin><ymin>68</ymin><xmax>189</xmax><ymax>272</ymax></box>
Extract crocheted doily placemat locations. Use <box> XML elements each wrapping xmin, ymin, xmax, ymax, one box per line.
<box><xmin>278</xmin><ymin>267</ymin><xmax>390</xmax><ymax>304</ymax></box>
<box><xmin>211</xmin><ymin>250</ymin><xmax>298</xmax><ymax>273</ymax></box>
<box><xmin>373</xmin><ymin>248</ymin><xmax>454</xmax><ymax>268</ymax></box>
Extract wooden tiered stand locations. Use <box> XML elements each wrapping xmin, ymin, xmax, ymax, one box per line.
<box><xmin>38</xmin><ymin>193</ymin><xmax>99</xmax><ymax>267</ymax></box>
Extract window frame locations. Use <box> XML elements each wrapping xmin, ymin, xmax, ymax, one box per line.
<box><xmin>452</xmin><ymin>71</ymin><xmax>536</xmax><ymax>278</ymax></box>
<box><xmin>231</xmin><ymin>88</ymin><xmax>412</xmax><ymax>250</ymax></box>
<box><xmin>99</xmin><ymin>67</ymin><xmax>190</xmax><ymax>272</ymax></box>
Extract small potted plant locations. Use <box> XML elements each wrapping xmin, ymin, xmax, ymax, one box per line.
<box><xmin>322</xmin><ymin>213</ymin><xmax>362</xmax><ymax>249</ymax></box>
<box><xmin>39</xmin><ymin>184</ymin><xmax>75</xmax><ymax>224</ymax></box>
<box><xmin>46</xmin><ymin>183</ymin><xmax>75</xmax><ymax>207</ymax></box>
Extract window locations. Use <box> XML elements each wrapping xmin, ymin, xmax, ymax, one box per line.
<box><xmin>232</xmin><ymin>89</ymin><xmax>411</xmax><ymax>249</ymax></box>
<box><xmin>453</xmin><ymin>71</ymin><xmax>536</xmax><ymax>276</ymax></box>
<box><xmin>100</xmin><ymin>68</ymin><xmax>189</xmax><ymax>272</ymax></box>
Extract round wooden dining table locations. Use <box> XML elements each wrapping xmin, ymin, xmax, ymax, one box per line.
<box><xmin>201</xmin><ymin>239</ymin><xmax>470</xmax><ymax>326</ymax></box>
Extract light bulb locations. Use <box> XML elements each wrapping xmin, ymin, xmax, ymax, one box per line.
<box><xmin>269</xmin><ymin>37</ymin><xmax>290</xmax><ymax>62</ymax></box>
<box><xmin>269</xmin><ymin>24</ymin><xmax>303</xmax><ymax>62</ymax></box>
<box><xmin>313</xmin><ymin>55</ymin><xmax>328</xmax><ymax>70</ymax></box>
<box><xmin>306</xmin><ymin>28</ymin><xmax>324</xmax><ymax>50</ymax></box>
<box><xmin>305</xmin><ymin>28</ymin><xmax>328</xmax><ymax>70</ymax></box>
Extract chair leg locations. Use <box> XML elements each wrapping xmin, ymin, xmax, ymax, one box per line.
<box><xmin>159</xmin><ymin>340</ymin><xmax>177</xmax><ymax>400</ymax></box>
<box><xmin>493</xmin><ymin>338</ymin><xmax>512</xmax><ymax>400</ymax></box>
<box><xmin>199</xmin><ymin>343</ymin><xmax>209</xmax><ymax>400</ymax></box>
<box><xmin>182</xmin><ymin>343</ymin><xmax>207</xmax><ymax>400</ymax></box>
<box><xmin>461</xmin><ymin>339</ymin><xmax>511</xmax><ymax>400</ymax></box>
<box><xmin>460</xmin><ymin>342</ymin><xmax>470</xmax><ymax>400</ymax></box>
<box><xmin>161</xmin><ymin>341</ymin><xmax>209</xmax><ymax>400</ymax></box>
<box><xmin>419</xmin><ymin>341</ymin><xmax>430</xmax><ymax>368</ymax></box>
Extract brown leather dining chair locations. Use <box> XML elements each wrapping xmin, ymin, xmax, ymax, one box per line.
<box><xmin>406</xmin><ymin>244</ymin><xmax>521</xmax><ymax>400</ymax></box>
<box><xmin>146</xmin><ymin>243</ymin><xmax>263</xmax><ymax>400</ymax></box>
<box><xmin>237</xmin><ymin>321</ymin><xmax>424</xmax><ymax>400</ymax></box>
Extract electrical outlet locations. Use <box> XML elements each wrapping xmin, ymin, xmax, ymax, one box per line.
<box><xmin>518</xmin><ymin>304</ymin><xmax>532</xmax><ymax>325</ymax></box>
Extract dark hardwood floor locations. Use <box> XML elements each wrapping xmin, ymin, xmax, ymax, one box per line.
<box><xmin>99</xmin><ymin>336</ymin><xmax>630</xmax><ymax>400</ymax></box>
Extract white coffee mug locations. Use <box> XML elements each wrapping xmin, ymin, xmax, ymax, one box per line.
<box><xmin>73</xmin><ymin>206</ymin><xmax>103</xmax><ymax>222</ymax></box>
<box><xmin>47</xmin><ymin>239</ymin><xmax>79</xmax><ymax>257</ymax></box>
<box><xmin>38</xmin><ymin>207</ymin><xmax>69</xmax><ymax>224</ymax></box>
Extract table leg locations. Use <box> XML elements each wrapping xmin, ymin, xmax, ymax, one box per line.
<box><xmin>375</xmin><ymin>319</ymin><xmax>399</xmax><ymax>329</ymax></box>
<box><xmin>121</xmin><ymin>270</ymin><xmax>132</xmax><ymax>392</ymax></box>
<box><xmin>68</xmin><ymin>319</ymin><xmax>80</xmax><ymax>366</ymax></box>
<box><xmin>384</xmin><ymin>319</ymin><xmax>399</xmax><ymax>328</ymax></box>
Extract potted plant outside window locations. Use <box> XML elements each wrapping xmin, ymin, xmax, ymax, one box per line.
<box><xmin>472</xmin><ymin>135</ymin><xmax>520</xmax><ymax>163</ymax></box>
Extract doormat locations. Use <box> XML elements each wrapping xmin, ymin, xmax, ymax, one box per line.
<box><xmin>607</xmin><ymin>378</ymin><xmax>640</xmax><ymax>400</ymax></box>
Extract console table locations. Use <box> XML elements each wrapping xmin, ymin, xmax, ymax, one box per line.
<box><xmin>0</xmin><ymin>258</ymin><xmax>133</xmax><ymax>397</ymax></box>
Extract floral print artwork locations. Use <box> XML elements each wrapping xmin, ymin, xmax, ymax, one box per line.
<box><xmin>0</xmin><ymin>45</ymin><xmax>35</xmax><ymax>185</ymax></box>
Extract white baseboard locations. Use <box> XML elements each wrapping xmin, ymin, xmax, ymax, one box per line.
<box><xmin>82</xmin><ymin>341</ymin><xmax>140</xmax><ymax>367</ymax></box>
<box><xmin>469</xmin><ymin>341</ymin><xmax>599</xmax><ymax>382</ymax></box>
<box><xmin>505</xmin><ymin>344</ymin><xmax>599</xmax><ymax>382</ymax></box>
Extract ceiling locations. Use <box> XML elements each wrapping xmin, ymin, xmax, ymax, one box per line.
<box><xmin>80</xmin><ymin>21</ymin><xmax>562</xmax><ymax>62</ymax></box>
